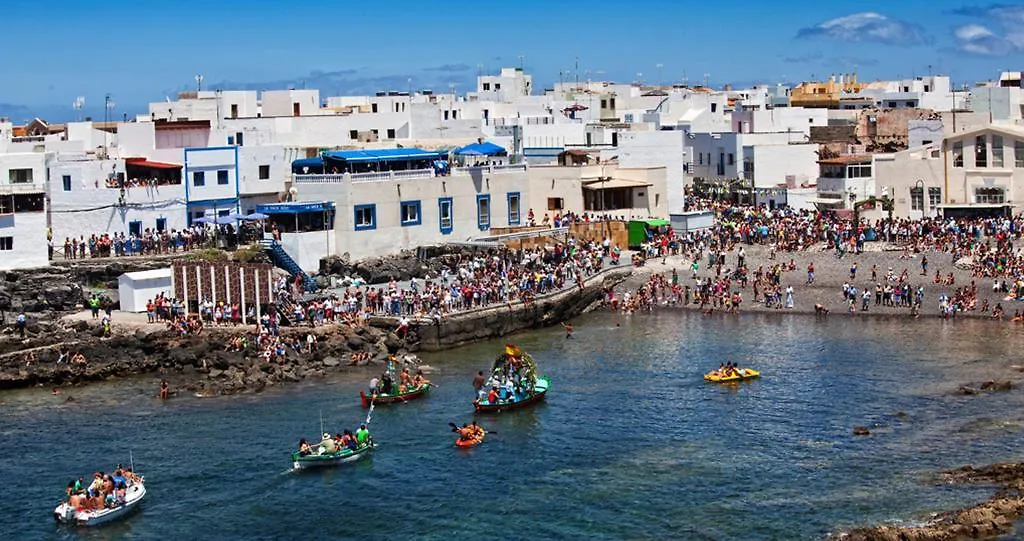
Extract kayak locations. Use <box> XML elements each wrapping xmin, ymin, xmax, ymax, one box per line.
<box><xmin>474</xmin><ymin>376</ymin><xmax>550</xmax><ymax>413</ymax></box>
<box><xmin>704</xmin><ymin>368</ymin><xmax>761</xmax><ymax>383</ymax></box>
<box><xmin>54</xmin><ymin>479</ymin><xmax>146</xmax><ymax>527</ymax></box>
<box><xmin>291</xmin><ymin>442</ymin><xmax>374</xmax><ymax>470</ymax></box>
<box><xmin>359</xmin><ymin>384</ymin><xmax>430</xmax><ymax>408</ymax></box>
<box><xmin>455</xmin><ymin>431</ymin><xmax>486</xmax><ymax>448</ymax></box>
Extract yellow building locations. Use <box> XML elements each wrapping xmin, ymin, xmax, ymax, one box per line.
<box><xmin>790</xmin><ymin>73</ymin><xmax>866</xmax><ymax>109</ymax></box>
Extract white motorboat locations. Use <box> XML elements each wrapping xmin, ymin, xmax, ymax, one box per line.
<box><xmin>54</xmin><ymin>479</ymin><xmax>146</xmax><ymax>527</ymax></box>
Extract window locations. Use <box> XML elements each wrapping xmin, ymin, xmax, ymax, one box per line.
<box><xmin>847</xmin><ymin>165</ymin><xmax>872</xmax><ymax>178</ymax></box>
<box><xmin>293</xmin><ymin>103</ymin><xmax>301</xmax><ymax>116</ymax></box>
<box><xmin>62</xmin><ymin>175</ymin><xmax>71</xmax><ymax>192</ymax></box>
<box><xmin>235</xmin><ymin>132</ymin><xmax>244</xmax><ymax>146</ymax></box>
<box><xmin>218</xmin><ymin>209</ymin><xmax>229</xmax><ymax>217</ymax></box>
<box><xmin>993</xmin><ymin>135</ymin><xmax>1004</xmax><ymax>167</ymax></box>
<box><xmin>230</xmin><ymin>104</ymin><xmax>238</xmax><ymax>119</ymax></box>
<box><xmin>349</xmin><ymin>130</ymin><xmax>358</xmax><ymax>140</ymax></box>
<box><xmin>354</xmin><ymin>204</ymin><xmax>376</xmax><ymax>231</ymax></box>
<box><xmin>494</xmin><ymin>83</ymin><xmax>501</xmax><ymax>90</ymax></box>
<box><xmin>727</xmin><ymin>153</ymin><xmax>735</xmax><ymax>166</ymax></box>
<box><xmin>0</xmin><ymin>195</ymin><xmax>11</xmax><ymax>214</ymax></box>
<box><xmin>227</xmin><ymin>136</ymin><xmax>235</xmax><ymax>145</ymax></box>
<box><xmin>371</xmin><ymin>103</ymin><xmax>378</xmax><ymax>113</ymax></box>
<box><xmin>438</xmin><ymin>197</ymin><xmax>453</xmax><ymax>234</ymax></box>
<box><xmin>975</xmin><ymin>186</ymin><xmax>1005</xmax><ymax>204</ymax></box>
<box><xmin>601</xmin><ymin>99</ymin><xmax>608</xmax><ymax>109</ymax></box>
<box><xmin>953</xmin><ymin>141</ymin><xmax>963</xmax><ymax>167</ymax></box>
<box><xmin>8</xmin><ymin>168</ymin><xmax>32</xmax><ymax>183</ymax></box>
<box><xmin>0</xmin><ymin>237</ymin><xmax>12</xmax><ymax>251</ymax></box>
<box><xmin>371</xmin><ymin>129</ymin><xmax>379</xmax><ymax>139</ymax></box>
<box><xmin>547</xmin><ymin>197</ymin><xmax>564</xmax><ymax>211</ymax></box>
<box><xmin>476</xmin><ymin>194</ymin><xmax>491</xmax><ymax>230</ymax></box>
<box><xmin>928</xmin><ymin>187</ymin><xmax>942</xmax><ymax>207</ymax></box>
<box><xmin>217</xmin><ymin>170</ymin><xmax>229</xmax><ymax>185</ymax></box>
<box><xmin>975</xmin><ymin>135</ymin><xmax>987</xmax><ymax>167</ymax></box>
<box><xmin>129</xmin><ymin>221</ymin><xmax>142</xmax><ymax>237</ymax></box>
<box><xmin>483</xmin><ymin>83</ymin><xmax>491</xmax><ymax>91</ymax></box>
<box><xmin>910</xmin><ymin>187</ymin><xmax>924</xmax><ymax>210</ymax></box>
<box><xmin>192</xmin><ymin>171</ymin><xmax>205</xmax><ymax>186</ymax></box>
<box><xmin>698</xmin><ymin>153</ymin><xmax>703</xmax><ymax>165</ymax></box>
<box><xmin>507</xmin><ymin>192</ymin><xmax>521</xmax><ymax>225</ymax></box>
<box><xmin>192</xmin><ymin>211</ymin><xmax>205</xmax><ymax>221</ymax></box>
<box><xmin>609</xmin><ymin>97</ymin><xmax>615</xmax><ymax>109</ymax></box>
<box><xmin>1017</xmin><ymin>140</ymin><xmax>1024</xmax><ymax>168</ymax></box>
<box><xmin>258</xmin><ymin>165</ymin><xmax>270</xmax><ymax>180</ymax></box>
<box><xmin>387</xmin><ymin>128</ymin><xmax>396</xmax><ymax>139</ymax></box>
<box><xmin>711</xmin><ymin>103</ymin><xmax>717</xmax><ymax>113</ymax></box>
<box><xmin>156</xmin><ymin>218</ymin><xmax>167</xmax><ymax>232</ymax></box>
<box><xmin>400</xmin><ymin>200</ymin><xmax>421</xmax><ymax>226</ymax></box>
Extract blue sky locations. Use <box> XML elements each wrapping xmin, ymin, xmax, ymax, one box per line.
<box><xmin>1</xmin><ymin>0</ymin><xmax>1022</xmax><ymax>121</ymax></box>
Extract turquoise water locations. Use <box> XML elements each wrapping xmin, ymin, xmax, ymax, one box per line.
<box><xmin>3</xmin><ymin>312</ymin><xmax>1024</xmax><ymax>540</ymax></box>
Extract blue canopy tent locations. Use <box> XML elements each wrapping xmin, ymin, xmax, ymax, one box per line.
<box><xmin>291</xmin><ymin>156</ymin><xmax>324</xmax><ymax>174</ymax></box>
<box><xmin>454</xmin><ymin>141</ymin><xmax>507</xmax><ymax>157</ymax></box>
<box><xmin>320</xmin><ymin>148</ymin><xmax>446</xmax><ymax>174</ymax></box>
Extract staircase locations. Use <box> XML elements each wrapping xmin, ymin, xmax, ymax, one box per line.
<box><xmin>260</xmin><ymin>239</ymin><xmax>318</xmax><ymax>293</ymax></box>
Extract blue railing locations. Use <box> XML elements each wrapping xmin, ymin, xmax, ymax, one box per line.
<box><xmin>260</xmin><ymin>239</ymin><xmax>318</xmax><ymax>292</ymax></box>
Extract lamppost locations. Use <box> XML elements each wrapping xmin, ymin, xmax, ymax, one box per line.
<box><xmin>195</xmin><ymin>74</ymin><xmax>204</xmax><ymax>92</ymax></box>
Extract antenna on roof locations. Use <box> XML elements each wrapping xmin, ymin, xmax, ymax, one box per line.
<box><xmin>72</xmin><ymin>96</ymin><xmax>85</xmax><ymax>122</ymax></box>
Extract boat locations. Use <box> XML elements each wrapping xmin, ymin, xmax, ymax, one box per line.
<box><xmin>291</xmin><ymin>442</ymin><xmax>375</xmax><ymax>470</ymax></box>
<box><xmin>359</xmin><ymin>384</ymin><xmax>430</xmax><ymax>408</ymax></box>
<box><xmin>454</xmin><ymin>425</ymin><xmax>487</xmax><ymax>448</ymax></box>
<box><xmin>473</xmin><ymin>344</ymin><xmax>550</xmax><ymax>413</ymax></box>
<box><xmin>54</xmin><ymin>477</ymin><xmax>146</xmax><ymax>527</ymax></box>
<box><xmin>359</xmin><ymin>357</ymin><xmax>431</xmax><ymax>407</ymax></box>
<box><xmin>704</xmin><ymin>368</ymin><xmax>761</xmax><ymax>383</ymax></box>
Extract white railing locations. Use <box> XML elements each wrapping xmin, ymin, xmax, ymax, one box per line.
<box><xmin>293</xmin><ymin>168</ymin><xmax>438</xmax><ymax>184</ymax></box>
<box><xmin>450</xmin><ymin>163</ymin><xmax>527</xmax><ymax>176</ymax></box>
<box><xmin>350</xmin><ymin>171</ymin><xmax>392</xmax><ymax>182</ymax></box>
<box><xmin>0</xmin><ymin>183</ymin><xmax>45</xmax><ymax>194</ymax></box>
<box><xmin>293</xmin><ymin>174</ymin><xmax>346</xmax><ymax>184</ymax></box>
<box><xmin>391</xmin><ymin>169</ymin><xmax>435</xmax><ymax>180</ymax></box>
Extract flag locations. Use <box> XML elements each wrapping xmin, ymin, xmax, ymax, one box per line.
<box><xmin>505</xmin><ymin>344</ymin><xmax>521</xmax><ymax>358</ymax></box>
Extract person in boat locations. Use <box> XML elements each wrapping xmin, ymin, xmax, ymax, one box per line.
<box><xmin>412</xmin><ymin>369</ymin><xmax>428</xmax><ymax>388</ymax></box>
<box><xmin>473</xmin><ymin>370</ymin><xmax>486</xmax><ymax>392</ymax></box>
<box><xmin>341</xmin><ymin>429</ymin><xmax>357</xmax><ymax>450</ymax></box>
<box><xmin>298</xmin><ymin>438</ymin><xmax>312</xmax><ymax>456</ymax></box>
<box><xmin>470</xmin><ymin>421</ymin><xmax>484</xmax><ymax>438</ymax></box>
<box><xmin>380</xmin><ymin>371</ymin><xmax>394</xmax><ymax>395</ymax></box>
<box><xmin>399</xmin><ymin>367</ymin><xmax>413</xmax><ymax>389</ymax></box>
<box><xmin>487</xmin><ymin>386</ymin><xmax>500</xmax><ymax>405</ymax></box>
<box><xmin>318</xmin><ymin>432</ymin><xmax>337</xmax><ymax>454</ymax></box>
<box><xmin>368</xmin><ymin>376</ymin><xmax>379</xmax><ymax>395</ymax></box>
<box><xmin>159</xmin><ymin>380</ymin><xmax>170</xmax><ymax>400</ymax></box>
<box><xmin>355</xmin><ymin>424</ymin><xmax>370</xmax><ymax>447</ymax></box>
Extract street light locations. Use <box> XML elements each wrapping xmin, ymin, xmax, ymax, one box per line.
<box><xmin>195</xmin><ymin>74</ymin><xmax>204</xmax><ymax>92</ymax></box>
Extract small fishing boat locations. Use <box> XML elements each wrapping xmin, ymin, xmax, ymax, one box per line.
<box><xmin>473</xmin><ymin>344</ymin><xmax>550</xmax><ymax>413</ymax></box>
<box><xmin>359</xmin><ymin>384</ymin><xmax>430</xmax><ymax>408</ymax></box>
<box><xmin>291</xmin><ymin>442</ymin><xmax>374</xmax><ymax>471</ymax></box>
<box><xmin>54</xmin><ymin>478</ymin><xmax>146</xmax><ymax>527</ymax></box>
<box><xmin>704</xmin><ymin>368</ymin><xmax>760</xmax><ymax>383</ymax></box>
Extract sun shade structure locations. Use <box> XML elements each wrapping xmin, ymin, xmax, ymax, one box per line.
<box><xmin>454</xmin><ymin>141</ymin><xmax>507</xmax><ymax>157</ymax></box>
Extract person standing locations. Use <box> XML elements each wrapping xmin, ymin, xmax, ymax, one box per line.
<box><xmin>16</xmin><ymin>312</ymin><xmax>27</xmax><ymax>338</ymax></box>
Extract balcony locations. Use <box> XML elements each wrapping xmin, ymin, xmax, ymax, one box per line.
<box><xmin>293</xmin><ymin>163</ymin><xmax>527</xmax><ymax>184</ymax></box>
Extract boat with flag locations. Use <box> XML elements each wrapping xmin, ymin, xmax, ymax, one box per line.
<box><xmin>291</xmin><ymin>406</ymin><xmax>376</xmax><ymax>471</ymax></box>
<box><xmin>54</xmin><ymin>463</ymin><xmax>146</xmax><ymax>527</ymax></box>
<box><xmin>359</xmin><ymin>356</ymin><xmax>432</xmax><ymax>407</ymax></box>
<box><xmin>473</xmin><ymin>343</ymin><xmax>550</xmax><ymax>413</ymax></box>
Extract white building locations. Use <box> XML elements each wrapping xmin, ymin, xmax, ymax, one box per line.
<box><xmin>0</xmin><ymin>151</ymin><xmax>47</xmax><ymax>269</ymax></box>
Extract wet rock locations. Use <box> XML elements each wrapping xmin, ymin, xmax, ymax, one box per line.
<box><xmin>958</xmin><ymin>385</ymin><xmax>979</xmax><ymax>395</ymax></box>
<box><xmin>853</xmin><ymin>426</ymin><xmax>871</xmax><ymax>436</ymax></box>
<box><xmin>322</xmin><ymin>357</ymin><xmax>340</xmax><ymax>368</ymax></box>
<box><xmin>384</xmin><ymin>332</ymin><xmax>403</xmax><ymax>354</ymax></box>
<box><xmin>346</xmin><ymin>335</ymin><xmax>365</xmax><ymax>350</ymax></box>
<box><xmin>981</xmin><ymin>380</ymin><xmax>1013</xmax><ymax>392</ymax></box>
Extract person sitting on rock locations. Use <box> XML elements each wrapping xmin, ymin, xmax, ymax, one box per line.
<box><xmin>71</xmin><ymin>351</ymin><xmax>87</xmax><ymax>365</ymax></box>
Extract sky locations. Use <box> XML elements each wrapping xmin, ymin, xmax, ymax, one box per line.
<box><xmin>1</xmin><ymin>0</ymin><xmax>1022</xmax><ymax>122</ymax></box>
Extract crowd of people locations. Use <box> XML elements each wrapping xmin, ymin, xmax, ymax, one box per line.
<box><xmin>297</xmin><ymin>425</ymin><xmax>371</xmax><ymax>457</ymax></box>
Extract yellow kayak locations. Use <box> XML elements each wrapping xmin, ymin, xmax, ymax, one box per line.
<box><xmin>704</xmin><ymin>368</ymin><xmax>761</xmax><ymax>383</ymax></box>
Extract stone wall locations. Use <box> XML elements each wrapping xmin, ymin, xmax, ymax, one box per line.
<box><xmin>389</xmin><ymin>266</ymin><xmax>631</xmax><ymax>351</ymax></box>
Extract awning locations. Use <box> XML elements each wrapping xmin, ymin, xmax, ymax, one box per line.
<box><xmin>934</xmin><ymin>203</ymin><xmax>1010</xmax><ymax>209</ymax></box>
<box><xmin>256</xmin><ymin>201</ymin><xmax>335</xmax><ymax>214</ymax></box>
<box><xmin>125</xmin><ymin>158</ymin><xmax>182</xmax><ymax>169</ymax></box>
<box><xmin>805</xmin><ymin>197</ymin><xmax>845</xmax><ymax>205</ymax></box>
<box><xmin>582</xmin><ymin>178</ymin><xmax>653</xmax><ymax>190</ymax></box>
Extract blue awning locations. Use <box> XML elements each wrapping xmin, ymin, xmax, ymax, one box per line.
<box><xmin>256</xmin><ymin>201</ymin><xmax>335</xmax><ymax>214</ymax></box>
<box><xmin>323</xmin><ymin>148</ymin><xmax>446</xmax><ymax>163</ymax></box>
<box><xmin>291</xmin><ymin>157</ymin><xmax>324</xmax><ymax>174</ymax></box>
<box><xmin>454</xmin><ymin>141</ymin><xmax>507</xmax><ymax>156</ymax></box>
<box><xmin>187</xmin><ymin>197</ymin><xmax>239</xmax><ymax>208</ymax></box>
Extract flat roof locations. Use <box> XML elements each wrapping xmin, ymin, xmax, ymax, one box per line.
<box><xmin>818</xmin><ymin>155</ymin><xmax>872</xmax><ymax>165</ymax></box>
<box><xmin>323</xmin><ymin>148</ymin><xmax>445</xmax><ymax>163</ymax></box>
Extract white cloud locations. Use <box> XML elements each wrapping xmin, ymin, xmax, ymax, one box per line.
<box><xmin>797</xmin><ymin>12</ymin><xmax>930</xmax><ymax>45</ymax></box>
<box><xmin>953</xmin><ymin>23</ymin><xmax>1023</xmax><ymax>55</ymax></box>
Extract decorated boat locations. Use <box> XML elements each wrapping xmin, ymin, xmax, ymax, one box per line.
<box><xmin>704</xmin><ymin>368</ymin><xmax>760</xmax><ymax>383</ymax></box>
<box><xmin>473</xmin><ymin>344</ymin><xmax>550</xmax><ymax>413</ymax></box>
<box><xmin>54</xmin><ymin>474</ymin><xmax>146</xmax><ymax>526</ymax></box>
<box><xmin>359</xmin><ymin>358</ymin><xmax>431</xmax><ymax>407</ymax></box>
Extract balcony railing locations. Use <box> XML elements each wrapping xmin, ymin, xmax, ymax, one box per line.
<box><xmin>293</xmin><ymin>163</ymin><xmax>527</xmax><ymax>184</ymax></box>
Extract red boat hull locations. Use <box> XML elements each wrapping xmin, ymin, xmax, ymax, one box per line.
<box><xmin>360</xmin><ymin>386</ymin><xmax>430</xmax><ymax>408</ymax></box>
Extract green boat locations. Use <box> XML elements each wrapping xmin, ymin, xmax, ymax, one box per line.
<box><xmin>291</xmin><ymin>442</ymin><xmax>374</xmax><ymax>471</ymax></box>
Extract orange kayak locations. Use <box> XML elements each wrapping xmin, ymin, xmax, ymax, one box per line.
<box><xmin>455</xmin><ymin>431</ymin><xmax>485</xmax><ymax>448</ymax></box>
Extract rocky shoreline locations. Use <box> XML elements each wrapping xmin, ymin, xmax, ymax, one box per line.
<box><xmin>841</xmin><ymin>463</ymin><xmax>1024</xmax><ymax>540</ymax></box>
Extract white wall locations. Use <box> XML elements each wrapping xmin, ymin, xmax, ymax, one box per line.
<box><xmin>616</xmin><ymin>131</ymin><xmax>686</xmax><ymax>212</ymax></box>
<box><xmin>0</xmin><ymin>211</ymin><xmax>48</xmax><ymax>269</ymax></box>
<box><xmin>261</xmin><ymin>90</ymin><xmax>321</xmax><ymax>118</ymax></box>
<box><xmin>749</xmin><ymin>144</ymin><xmax>819</xmax><ymax>188</ymax></box>
<box><xmin>0</xmin><ymin>152</ymin><xmax>47</xmax><ymax>188</ymax></box>
<box><xmin>185</xmin><ymin>146</ymin><xmax>238</xmax><ymax>207</ymax></box>
<box><xmin>279</xmin><ymin>231</ymin><xmax>335</xmax><ymax>273</ymax></box>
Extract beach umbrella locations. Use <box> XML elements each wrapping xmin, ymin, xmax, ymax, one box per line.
<box><xmin>194</xmin><ymin>216</ymin><xmax>215</xmax><ymax>224</ymax></box>
<box><xmin>215</xmin><ymin>216</ymin><xmax>237</xmax><ymax>225</ymax></box>
<box><xmin>245</xmin><ymin>212</ymin><xmax>270</xmax><ymax>220</ymax></box>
